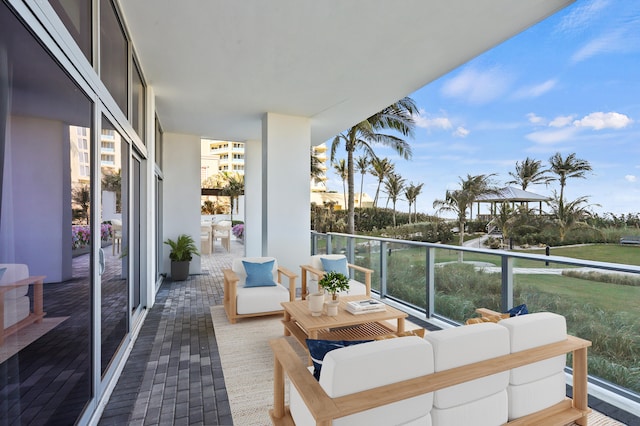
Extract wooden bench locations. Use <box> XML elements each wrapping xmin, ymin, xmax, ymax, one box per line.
<box><xmin>620</xmin><ymin>235</ymin><xmax>640</xmax><ymax>245</ymax></box>
<box><xmin>0</xmin><ymin>275</ymin><xmax>46</xmax><ymax>346</ymax></box>
<box><xmin>270</xmin><ymin>328</ymin><xmax>591</xmax><ymax>425</ymax></box>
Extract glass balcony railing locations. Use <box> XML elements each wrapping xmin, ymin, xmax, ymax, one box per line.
<box><xmin>310</xmin><ymin>231</ymin><xmax>640</xmax><ymax>408</ymax></box>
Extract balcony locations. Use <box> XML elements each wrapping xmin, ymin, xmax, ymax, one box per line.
<box><xmin>98</xmin><ymin>233</ymin><xmax>640</xmax><ymax>425</ymax></box>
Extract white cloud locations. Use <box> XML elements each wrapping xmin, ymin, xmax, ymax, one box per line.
<box><xmin>549</xmin><ymin>115</ymin><xmax>576</xmax><ymax>128</ymax></box>
<box><xmin>573</xmin><ymin>112</ymin><xmax>632</xmax><ymax>130</ymax></box>
<box><xmin>441</xmin><ymin>66</ymin><xmax>513</xmax><ymax>105</ymax></box>
<box><xmin>571</xmin><ymin>31</ymin><xmax>623</xmax><ymax>63</ymax></box>
<box><xmin>513</xmin><ymin>79</ymin><xmax>557</xmax><ymax>99</ymax></box>
<box><xmin>556</xmin><ymin>0</ymin><xmax>610</xmax><ymax>34</ymax></box>
<box><xmin>525</xmin><ymin>127</ymin><xmax>579</xmax><ymax>144</ymax></box>
<box><xmin>527</xmin><ymin>113</ymin><xmax>546</xmax><ymax>125</ymax></box>
<box><xmin>413</xmin><ymin>109</ymin><xmax>453</xmax><ymax>130</ymax></box>
<box><xmin>453</xmin><ymin>127</ymin><xmax>470</xmax><ymax>138</ymax></box>
<box><xmin>625</xmin><ymin>175</ymin><xmax>637</xmax><ymax>183</ymax></box>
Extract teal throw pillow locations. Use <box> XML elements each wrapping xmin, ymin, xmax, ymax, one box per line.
<box><xmin>320</xmin><ymin>257</ymin><xmax>349</xmax><ymax>277</ymax></box>
<box><xmin>242</xmin><ymin>260</ymin><xmax>277</xmax><ymax>287</ymax></box>
<box><xmin>306</xmin><ymin>339</ymin><xmax>372</xmax><ymax>380</ymax></box>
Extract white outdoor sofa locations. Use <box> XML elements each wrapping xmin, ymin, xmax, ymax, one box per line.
<box><xmin>270</xmin><ymin>312</ymin><xmax>591</xmax><ymax>426</ymax></box>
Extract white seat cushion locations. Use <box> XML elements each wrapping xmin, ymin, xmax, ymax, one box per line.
<box><xmin>424</xmin><ymin>323</ymin><xmax>510</xmax><ymax>409</ymax></box>
<box><xmin>431</xmin><ymin>389</ymin><xmax>508</xmax><ymax>426</ymax></box>
<box><xmin>291</xmin><ymin>337</ymin><xmax>434</xmax><ymax>426</ymax></box>
<box><xmin>4</xmin><ymin>296</ymin><xmax>30</xmax><ymax>327</ymax></box>
<box><xmin>507</xmin><ymin>372</ymin><xmax>566</xmax><ymax>420</ymax></box>
<box><xmin>235</xmin><ymin>284</ymin><xmax>289</xmax><ymax>315</ymax></box>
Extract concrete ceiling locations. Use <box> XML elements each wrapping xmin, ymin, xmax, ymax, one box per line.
<box><xmin>119</xmin><ymin>0</ymin><xmax>574</xmax><ymax>145</ymax></box>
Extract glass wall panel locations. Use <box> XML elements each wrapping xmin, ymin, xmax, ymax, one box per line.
<box><xmin>99</xmin><ymin>0</ymin><xmax>127</xmax><ymax>115</ymax></box>
<box><xmin>132</xmin><ymin>59</ymin><xmax>145</xmax><ymax>142</ymax></box>
<box><xmin>100</xmin><ymin>116</ymin><xmax>129</xmax><ymax>376</ymax></box>
<box><xmin>0</xmin><ymin>4</ymin><xmax>93</xmax><ymax>423</ymax></box>
<box><xmin>155</xmin><ymin>114</ymin><xmax>162</xmax><ymax>168</ymax></box>
<box><xmin>49</xmin><ymin>0</ymin><xmax>92</xmax><ymax>62</ymax></box>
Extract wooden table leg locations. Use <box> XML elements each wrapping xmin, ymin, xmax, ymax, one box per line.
<box><xmin>34</xmin><ymin>280</ymin><xmax>44</xmax><ymax>323</ymax></box>
<box><xmin>283</xmin><ymin>311</ymin><xmax>291</xmax><ymax>336</ymax></box>
<box><xmin>0</xmin><ymin>293</ymin><xmax>4</xmax><ymax>346</ymax></box>
<box><xmin>397</xmin><ymin>317</ymin><xmax>405</xmax><ymax>334</ymax></box>
<box><xmin>573</xmin><ymin>347</ymin><xmax>589</xmax><ymax>425</ymax></box>
<box><xmin>273</xmin><ymin>356</ymin><xmax>285</xmax><ymax>419</ymax></box>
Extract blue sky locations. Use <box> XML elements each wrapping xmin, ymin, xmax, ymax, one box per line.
<box><xmin>325</xmin><ymin>0</ymin><xmax>640</xmax><ymax>218</ymax></box>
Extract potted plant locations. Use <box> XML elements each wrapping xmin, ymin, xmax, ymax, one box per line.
<box><xmin>318</xmin><ymin>271</ymin><xmax>350</xmax><ymax>316</ymax></box>
<box><xmin>164</xmin><ymin>234</ymin><xmax>200</xmax><ymax>281</ymax></box>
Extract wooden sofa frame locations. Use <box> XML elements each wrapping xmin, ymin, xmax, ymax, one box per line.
<box><xmin>299</xmin><ymin>262</ymin><xmax>372</xmax><ymax>300</ymax></box>
<box><xmin>222</xmin><ymin>266</ymin><xmax>297</xmax><ymax>324</ymax></box>
<box><xmin>270</xmin><ymin>332</ymin><xmax>591</xmax><ymax>426</ymax></box>
<box><xmin>0</xmin><ymin>275</ymin><xmax>46</xmax><ymax>345</ymax></box>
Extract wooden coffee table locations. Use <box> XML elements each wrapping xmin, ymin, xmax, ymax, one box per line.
<box><xmin>281</xmin><ymin>295</ymin><xmax>407</xmax><ymax>351</ymax></box>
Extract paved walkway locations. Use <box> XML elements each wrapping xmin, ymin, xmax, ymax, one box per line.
<box><xmin>98</xmin><ymin>240</ymin><xmax>243</xmax><ymax>426</ymax></box>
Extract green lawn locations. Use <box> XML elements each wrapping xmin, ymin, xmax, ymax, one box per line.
<box><xmin>515</xmin><ymin>274</ymin><xmax>640</xmax><ymax>313</ymax></box>
<box><xmin>520</xmin><ymin>244</ymin><xmax>640</xmax><ymax>266</ymax></box>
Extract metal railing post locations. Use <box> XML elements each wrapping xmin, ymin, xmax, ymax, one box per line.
<box><xmin>426</xmin><ymin>247</ymin><xmax>435</xmax><ymax>318</ymax></box>
<box><xmin>501</xmin><ymin>255</ymin><xmax>514</xmax><ymax>312</ymax></box>
<box><xmin>380</xmin><ymin>241</ymin><xmax>388</xmax><ymax>298</ymax></box>
<box><xmin>326</xmin><ymin>234</ymin><xmax>333</xmax><ymax>254</ymax></box>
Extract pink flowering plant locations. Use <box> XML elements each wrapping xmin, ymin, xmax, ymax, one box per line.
<box><xmin>72</xmin><ymin>225</ymin><xmax>91</xmax><ymax>249</ymax></box>
<box><xmin>72</xmin><ymin>222</ymin><xmax>114</xmax><ymax>249</ymax></box>
<box><xmin>232</xmin><ymin>224</ymin><xmax>244</xmax><ymax>239</ymax></box>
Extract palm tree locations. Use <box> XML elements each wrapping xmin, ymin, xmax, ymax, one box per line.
<box><xmin>310</xmin><ymin>148</ymin><xmax>324</xmax><ymax>184</ymax></box>
<box><xmin>506</xmin><ymin>157</ymin><xmax>550</xmax><ymax>191</ymax></box>
<box><xmin>404</xmin><ymin>182</ymin><xmax>424</xmax><ymax>224</ymax></box>
<box><xmin>548</xmin><ymin>152</ymin><xmax>592</xmax><ymax>207</ymax></box>
<box><xmin>370</xmin><ymin>157</ymin><xmax>395</xmax><ymax>208</ymax></box>
<box><xmin>220</xmin><ymin>172</ymin><xmax>244</xmax><ymax>223</ymax></box>
<box><xmin>333</xmin><ymin>159</ymin><xmax>348</xmax><ymax>209</ymax></box>
<box><xmin>355</xmin><ymin>156</ymin><xmax>370</xmax><ymax>209</ymax></box>
<box><xmin>72</xmin><ymin>184</ymin><xmax>91</xmax><ymax>224</ymax></box>
<box><xmin>383</xmin><ymin>173</ymin><xmax>405</xmax><ymax>227</ymax></box>
<box><xmin>546</xmin><ymin>192</ymin><xmax>599</xmax><ymax>242</ymax></box>
<box><xmin>433</xmin><ymin>174</ymin><xmax>497</xmax><ymax>261</ymax></box>
<box><xmin>331</xmin><ymin>97</ymin><xmax>417</xmax><ymax>234</ymax></box>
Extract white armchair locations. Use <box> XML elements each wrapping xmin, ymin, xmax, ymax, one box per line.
<box><xmin>213</xmin><ymin>221</ymin><xmax>231</xmax><ymax>252</ymax></box>
<box><xmin>222</xmin><ymin>257</ymin><xmax>297</xmax><ymax>323</ymax></box>
<box><xmin>0</xmin><ymin>264</ymin><xmax>46</xmax><ymax>345</ymax></box>
<box><xmin>300</xmin><ymin>254</ymin><xmax>372</xmax><ymax>300</ymax></box>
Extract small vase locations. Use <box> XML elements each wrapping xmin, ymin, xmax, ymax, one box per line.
<box><xmin>308</xmin><ymin>292</ymin><xmax>325</xmax><ymax>317</ymax></box>
<box><xmin>326</xmin><ymin>300</ymin><xmax>339</xmax><ymax>316</ymax></box>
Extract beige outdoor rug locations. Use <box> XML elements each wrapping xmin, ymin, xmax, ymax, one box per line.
<box><xmin>210</xmin><ymin>305</ymin><xmax>625</xmax><ymax>426</ymax></box>
<box><xmin>0</xmin><ymin>317</ymin><xmax>69</xmax><ymax>364</ymax></box>
<box><xmin>210</xmin><ymin>306</ymin><xmax>304</xmax><ymax>426</ymax></box>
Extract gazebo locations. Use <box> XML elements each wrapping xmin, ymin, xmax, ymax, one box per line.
<box><xmin>474</xmin><ymin>186</ymin><xmax>551</xmax><ymax>220</ymax></box>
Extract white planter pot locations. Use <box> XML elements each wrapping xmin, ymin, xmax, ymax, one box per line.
<box><xmin>308</xmin><ymin>293</ymin><xmax>325</xmax><ymax>317</ymax></box>
<box><xmin>326</xmin><ymin>301</ymin><xmax>339</xmax><ymax>316</ymax></box>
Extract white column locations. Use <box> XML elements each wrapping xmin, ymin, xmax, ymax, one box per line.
<box><xmin>261</xmin><ymin>113</ymin><xmax>310</xmax><ymax>274</ymax></box>
<box><xmin>243</xmin><ymin>139</ymin><xmax>261</xmax><ymax>257</ymax></box>
<box><xmin>162</xmin><ymin>132</ymin><xmax>202</xmax><ymax>274</ymax></box>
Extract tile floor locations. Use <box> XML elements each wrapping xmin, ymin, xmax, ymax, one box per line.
<box><xmin>98</xmin><ymin>239</ymin><xmax>639</xmax><ymax>426</ymax></box>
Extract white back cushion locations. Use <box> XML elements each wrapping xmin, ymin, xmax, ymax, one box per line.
<box><xmin>320</xmin><ymin>337</ymin><xmax>434</xmax><ymax>425</ymax></box>
<box><xmin>425</xmin><ymin>322</ymin><xmax>510</xmax><ymax>409</ymax></box>
<box><xmin>0</xmin><ymin>263</ymin><xmax>30</xmax><ymax>299</ymax></box>
<box><xmin>231</xmin><ymin>257</ymin><xmax>278</xmax><ymax>286</ymax></box>
<box><xmin>498</xmin><ymin>312</ymin><xmax>567</xmax><ymax>384</ymax></box>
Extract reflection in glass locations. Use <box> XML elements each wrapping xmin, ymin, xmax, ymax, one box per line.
<box><xmin>48</xmin><ymin>0</ymin><xmax>92</xmax><ymax>62</ymax></box>
<box><xmin>100</xmin><ymin>117</ymin><xmax>129</xmax><ymax>376</ymax></box>
<box><xmin>100</xmin><ymin>0</ymin><xmax>127</xmax><ymax>115</ymax></box>
<box><xmin>132</xmin><ymin>60</ymin><xmax>145</xmax><ymax>142</ymax></box>
<box><xmin>1</xmin><ymin>3</ymin><xmax>92</xmax><ymax>423</ymax></box>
